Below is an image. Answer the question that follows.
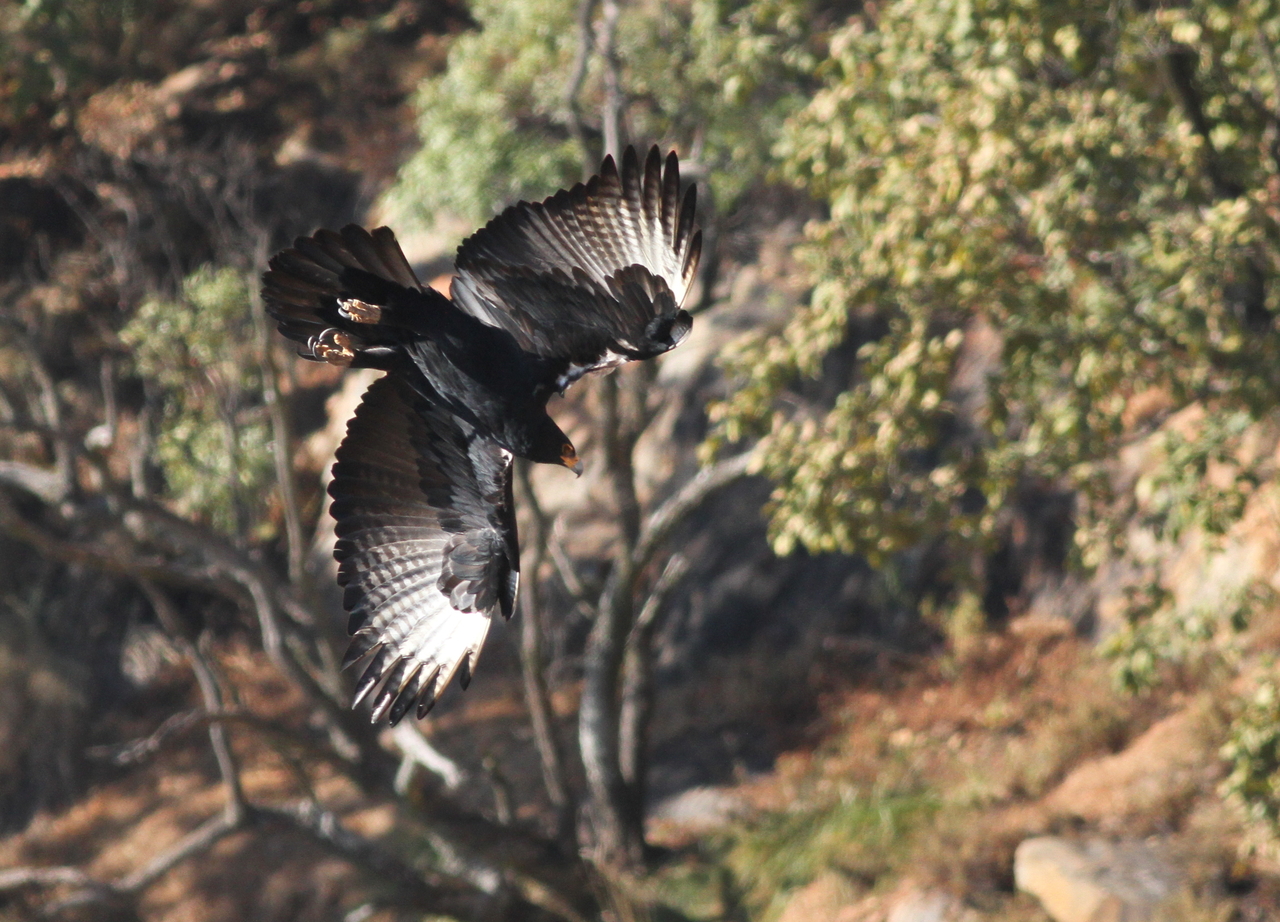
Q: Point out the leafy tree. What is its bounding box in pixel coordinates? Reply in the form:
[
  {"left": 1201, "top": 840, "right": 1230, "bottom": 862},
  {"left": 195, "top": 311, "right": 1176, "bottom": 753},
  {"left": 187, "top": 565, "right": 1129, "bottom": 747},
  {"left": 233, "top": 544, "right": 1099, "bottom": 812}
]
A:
[
  {"left": 1223, "top": 675, "right": 1280, "bottom": 830},
  {"left": 121, "top": 266, "right": 274, "bottom": 540},
  {"left": 711, "top": 0, "right": 1280, "bottom": 608},
  {"left": 383, "top": 0, "right": 821, "bottom": 229}
]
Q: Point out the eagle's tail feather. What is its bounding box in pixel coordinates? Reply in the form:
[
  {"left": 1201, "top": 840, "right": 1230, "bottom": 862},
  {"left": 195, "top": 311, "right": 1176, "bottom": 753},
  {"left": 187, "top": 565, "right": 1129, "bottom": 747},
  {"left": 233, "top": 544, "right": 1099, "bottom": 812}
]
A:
[{"left": 262, "top": 225, "right": 434, "bottom": 367}]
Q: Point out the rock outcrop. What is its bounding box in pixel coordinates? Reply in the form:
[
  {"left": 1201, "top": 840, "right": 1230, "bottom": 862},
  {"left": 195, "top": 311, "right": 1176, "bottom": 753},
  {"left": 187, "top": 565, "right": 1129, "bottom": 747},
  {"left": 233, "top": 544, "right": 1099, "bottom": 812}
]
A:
[{"left": 1014, "top": 836, "right": 1181, "bottom": 922}]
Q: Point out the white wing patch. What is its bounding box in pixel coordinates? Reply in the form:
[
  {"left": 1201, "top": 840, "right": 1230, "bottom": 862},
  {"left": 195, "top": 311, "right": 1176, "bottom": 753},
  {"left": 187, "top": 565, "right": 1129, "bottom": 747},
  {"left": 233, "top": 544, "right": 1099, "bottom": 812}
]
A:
[{"left": 330, "top": 376, "right": 517, "bottom": 725}]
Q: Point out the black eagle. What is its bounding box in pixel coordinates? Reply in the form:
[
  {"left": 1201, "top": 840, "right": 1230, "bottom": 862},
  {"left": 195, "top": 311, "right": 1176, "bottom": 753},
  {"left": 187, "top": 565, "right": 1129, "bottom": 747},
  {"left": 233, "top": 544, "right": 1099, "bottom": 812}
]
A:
[{"left": 262, "top": 146, "right": 701, "bottom": 725}]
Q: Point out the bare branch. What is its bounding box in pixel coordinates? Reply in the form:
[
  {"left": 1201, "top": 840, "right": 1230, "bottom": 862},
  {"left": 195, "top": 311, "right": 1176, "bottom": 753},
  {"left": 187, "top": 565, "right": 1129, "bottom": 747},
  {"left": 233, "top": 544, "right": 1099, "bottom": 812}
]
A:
[
  {"left": 390, "top": 722, "right": 467, "bottom": 792},
  {"left": 619, "top": 554, "right": 689, "bottom": 798},
  {"left": 251, "top": 264, "right": 308, "bottom": 587},
  {"left": 14, "top": 331, "right": 77, "bottom": 499},
  {"left": 8, "top": 794, "right": 578, "bottom": 922},
  {"left": 0, "top": 482, "right": 601, "bottom": 912},
  {"left": 23, "top": 798, "right": 536, "bottom": 922},
  {"left": 515, "top": 461, "right": 574, "bottom": 839},
  {"left": 628, "top": 553, "right": 690, "bottom": 651},
  {"left": 263, "top": 793, "right": 581, "bottom": 916},
  {"left": 629, "top": 452, "right": 754, "bottom": 584},
  {"left": 0, "top": 460, "right": 68, "bottom": 504},
  {"left": 0, "top": 867, "right": 97, "bottom": 893},
  {"left": 41, "top": 811, "right": 243, "bottom": 915},
  {"left": 580, "top": 451, "right": 753, "bottom": 866},
  {"left": 86, "top": 708, "right": 347, "bottom": 770},
  {"left": 480, "top": 755, "right": 514, "bottom": 825},
  {"left": 578, "top": 367, "right": 651, "bottom": 866},
  {"left": 0, "top": 490, "right": 233, "bottom": 598},
  {"left": 405, "top": 788, "right": 598, "bottom": 919},
  {"left": 549, "top": 517, "right": 590, "bottom": 601},
  {"left": 113, "top": 812, "right": 242, "bottom": 895},
  {"left": 0, "top": 482, "right": 369, "bottom": 769},
  {"left": 601, "top": 374, "right": 643, "bottom": 551},
  {"left": 86, "top": 708, "right": 204, "bottom": 765},
  {"left": 258, "top": 800, "right": 456, "bottom": 900},
  {"left": 596, "top": 0, "right": 623, "bottom": 160},
  {"left": 116, "top": 490, "right": 318, "bottom": 628},
  {"left": 139, "top": 581, "right": 246, "bottom": 821},
  {"left": 592, "top": 451, "right": 754, "bottom": 669},
  {"left": 564, "top": 0, "right": 601, "bottom": 174}
]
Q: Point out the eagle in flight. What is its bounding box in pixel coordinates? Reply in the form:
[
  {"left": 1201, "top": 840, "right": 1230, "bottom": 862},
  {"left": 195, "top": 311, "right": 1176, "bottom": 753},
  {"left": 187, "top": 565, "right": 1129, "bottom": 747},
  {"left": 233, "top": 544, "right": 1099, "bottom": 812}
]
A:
[{"left": 262, "top": 146, "right": 701, "bottom": 725}]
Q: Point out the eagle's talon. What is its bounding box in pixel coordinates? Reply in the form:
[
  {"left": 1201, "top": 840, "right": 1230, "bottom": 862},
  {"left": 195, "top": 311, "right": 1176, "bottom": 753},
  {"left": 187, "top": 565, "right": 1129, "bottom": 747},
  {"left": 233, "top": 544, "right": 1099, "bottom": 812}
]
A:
[
  {"left": 311, "top": 329, "right": 356, "bottom": 366},
  {"left": 340, "top": 298, "right": 383, "bottom": 324}
]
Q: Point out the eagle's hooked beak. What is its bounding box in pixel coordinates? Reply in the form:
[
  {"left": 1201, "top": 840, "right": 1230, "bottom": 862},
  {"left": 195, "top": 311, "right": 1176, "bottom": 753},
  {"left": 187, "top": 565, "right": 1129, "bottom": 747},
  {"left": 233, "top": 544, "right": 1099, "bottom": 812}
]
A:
[{"left": 561, "top": 443, "right": 583, "bottom": 477}]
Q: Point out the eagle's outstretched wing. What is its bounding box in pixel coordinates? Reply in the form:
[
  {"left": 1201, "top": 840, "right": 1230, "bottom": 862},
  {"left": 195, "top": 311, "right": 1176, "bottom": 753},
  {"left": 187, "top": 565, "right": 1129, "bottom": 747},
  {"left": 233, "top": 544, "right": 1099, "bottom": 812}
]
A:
[
  {"left": 329, "top": 375, "right": 519, "bottom": 725},
  {"left": 451, "top": 145, "right": 702, "bottom": 388}
]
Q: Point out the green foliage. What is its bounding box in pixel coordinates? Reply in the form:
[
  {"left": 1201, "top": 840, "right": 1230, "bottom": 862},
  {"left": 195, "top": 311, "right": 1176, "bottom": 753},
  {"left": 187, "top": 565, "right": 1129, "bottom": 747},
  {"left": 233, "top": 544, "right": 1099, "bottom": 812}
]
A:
[
  {"left": 745, "top": 324, "right": 975, "bottom": 564},
  {"left": 1100, "top": 411, "right": 1269, "bottom": 693},
  {"left": 647, "top": 785, "right": 938, "bottom": 920},
  {"left": 382, "top": 0, "right": 584, "bottom": 227},
  {"left": 711, "top": 0, "right": 1280, "bottom": 575},
  {"left": 613, "top": 0, "right": 820, "bottom": 204},
  {"left": 1137, "top": 410, "right": 1260, "bottom": 544},
  {"left": 717, "top": 788, "right": 936, "bottom": 919},
  {"left": 1222, "top": 675, "right": 1280, "bottom": 830},
  {"left": 1104, "top": 578, "right": 1261, "bottom": 693},
  {"left": 121, "top": 266, "right": 274, "bottom": 538},
  {"left": 931, "top": 588, "right": 986, "bottom": 657},
  {"left": 383, "top": 0, "right": 822, "bottom": 229}
]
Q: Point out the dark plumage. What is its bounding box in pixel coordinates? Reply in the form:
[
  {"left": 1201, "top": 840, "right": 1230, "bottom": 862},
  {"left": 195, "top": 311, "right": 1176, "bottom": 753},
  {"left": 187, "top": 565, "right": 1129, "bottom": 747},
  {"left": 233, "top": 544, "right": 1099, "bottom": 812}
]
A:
[{"left": 262, "top": 146, "right": 701, "bottom": 724}]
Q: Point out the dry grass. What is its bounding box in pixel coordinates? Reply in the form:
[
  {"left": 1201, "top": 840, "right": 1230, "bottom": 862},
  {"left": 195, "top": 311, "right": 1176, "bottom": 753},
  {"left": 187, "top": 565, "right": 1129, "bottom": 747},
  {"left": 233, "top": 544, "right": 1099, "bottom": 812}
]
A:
[{"left": 648, "top": 617, "right": 1276, "bottom": 920}]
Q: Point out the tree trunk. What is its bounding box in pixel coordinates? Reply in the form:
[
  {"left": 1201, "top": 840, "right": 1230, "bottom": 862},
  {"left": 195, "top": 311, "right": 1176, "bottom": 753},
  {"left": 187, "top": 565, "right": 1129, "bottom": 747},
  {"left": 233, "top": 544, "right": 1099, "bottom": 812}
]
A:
[
  {"left": 515, "top": 462, "right": 575, "bottom": 845},
  {"left": 578, "top": 373, "right": 646, "bottom": 868},
  {"left": 618, "top": 554, "right": 687, "bottom": 835}
]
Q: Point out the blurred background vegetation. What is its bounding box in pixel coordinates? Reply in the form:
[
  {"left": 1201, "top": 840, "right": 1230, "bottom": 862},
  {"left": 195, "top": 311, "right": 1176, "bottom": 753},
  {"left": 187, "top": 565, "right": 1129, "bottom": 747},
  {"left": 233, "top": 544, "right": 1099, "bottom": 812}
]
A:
[{"left": 3, "top": 0, "right": 1280, "bottom": 919}]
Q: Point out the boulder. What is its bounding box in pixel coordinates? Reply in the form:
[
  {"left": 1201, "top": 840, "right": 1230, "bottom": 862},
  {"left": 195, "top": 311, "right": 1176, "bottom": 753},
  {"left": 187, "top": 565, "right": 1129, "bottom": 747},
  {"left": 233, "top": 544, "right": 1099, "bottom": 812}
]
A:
[
  {"left": 647, "top": 785, "right": 747, "bottom": 831},
  {"left": 1014, "top": 837, "right": 1179, "bottom": 922},
  {"left": 886, "top": 888, "right": 966, "bottom": 922}
]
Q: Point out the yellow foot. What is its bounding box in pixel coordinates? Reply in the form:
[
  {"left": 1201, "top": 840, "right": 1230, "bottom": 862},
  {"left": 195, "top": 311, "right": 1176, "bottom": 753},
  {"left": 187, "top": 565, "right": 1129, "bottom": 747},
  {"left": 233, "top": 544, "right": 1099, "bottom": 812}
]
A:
[
  {"left": 310, "top": 328, "right": 356, "bottom": 366},
  {"left": 339, "top": 298, "right": 383, "bottom": 324}
]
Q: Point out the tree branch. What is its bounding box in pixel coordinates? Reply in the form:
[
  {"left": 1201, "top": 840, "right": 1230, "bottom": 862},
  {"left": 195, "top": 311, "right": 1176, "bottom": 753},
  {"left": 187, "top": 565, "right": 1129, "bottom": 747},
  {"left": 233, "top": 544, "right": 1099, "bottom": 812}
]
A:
[
  {"left": 596, "top": 0, "right": 623, "bottom": 160},
  {"left": 580, "top": 451, "right": 753, "bottom": 866},
  {"left": 515, "top": 461, "right": 574, "bottom": 842},
  {"left": 14, "top": 798, "right": 558, "bottom": 922},
  {"left": 619, "top": 553, "right": 688, "bottom": 802},
  {"left": 19, "top": 330, "right": 77, "bottom": 501},
  {"left": 251, "top": 252, "right": 308, "bottom": 587},
  {"left": 0, "top": 460, "right": 69, "bottom": 504},
  {"left": 0, "top": 489, "right": 234, "bottom": 599},
  {"left": 38, "top": 811, "right": 243, "bottom": 915},
  {"left": 0, "top": 867, "right": 96, "bottom": 893},
  {"left": 390, "top": 722, "right": 467, "bottom": 793},
  {"left": 86, "top": 708, "right": 347, "bottom": 770},
  {"left": 620, "top": 451, "right": 754, "bottom": 608},
  {"left": 564, "top": 0, "right": 601, "bottom": 175},
  {"left": 256, "top": 800, "right": 493, "bottom": 915},
  {"left": 139, "top": 581, "right": 247, "bottom": 822}
]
